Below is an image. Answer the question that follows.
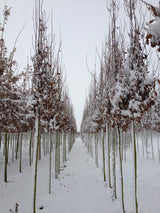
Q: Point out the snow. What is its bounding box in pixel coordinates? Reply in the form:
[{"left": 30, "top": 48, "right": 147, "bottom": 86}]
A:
[
  {"left": 147, "top": 17, "right": 160, "bottom": 43},
  {"left": 43, "top": 138, "right": 119, "bottom": 213},
  {"left": 0, "top": 136, "right": 160, "bottom": 213},
  {"left": 0, "top": 137, "right": 119, "bottom": 213}
]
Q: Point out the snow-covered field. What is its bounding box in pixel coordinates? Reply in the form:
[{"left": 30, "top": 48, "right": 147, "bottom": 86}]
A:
[{"left": 0, "top": 137, "right": 160, "bottom": 213}]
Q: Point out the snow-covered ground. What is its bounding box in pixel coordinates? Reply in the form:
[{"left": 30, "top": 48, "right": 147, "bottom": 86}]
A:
[{"left": 0, "top": 137, "right": 160, "bottom": 213}]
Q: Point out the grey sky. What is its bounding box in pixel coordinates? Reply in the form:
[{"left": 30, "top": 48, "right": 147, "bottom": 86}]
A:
[{"left": 1, "top": 0, "right": 157, "bottom": 131}]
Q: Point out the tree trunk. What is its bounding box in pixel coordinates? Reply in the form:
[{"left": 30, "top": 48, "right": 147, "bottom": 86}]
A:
[
  {"left": 12, "top": 135, "right": 14, "bottom": 162},
  {"left": 38, "top": 119, "right": 41, "bottom": 160},
  {"left": 90, "top": 134, "right": 93, "bottom": 157},
  {"left": 0, "top": 133, "right": 1, "bottom": 150},
  {"left": 4, "top": 132, "right": 8, "bottom": 182},
  {"left": 95, "top": 132, "right": 98, "bottom": 167},
  {"left": 55, "top": 131, "right": 59, "bottom": 179},
  {"left": 58, "top": 132, "right": 61, "bottom": 174},
  {"left": 123, "top": 132, "right": 127, "bottom": 163},
  {"left": 68, "top": 132, "right": 71, "bottom": 153},
  {"left": 63, "top": 131, "right": 67, "bottom": 162},
  {"left": 49, "top": 131, "right": 52, "bottom": 194},
  {"left": 107, "top": 123, "right": 111, "bottom": 188},
  {"left": 112, "top": 128, "right": 117, "bottom": 199},
  {"left": 7, "top": 133, "right": 10, "bottom": 164},
  {"left": 87, "top": 133, "right": 90, "bottom": 153},
  {"left": 142, "top": 131, "right": 145, "bottom": 158},
  {"left": 15, "top": 133, "right": 19, "bottom": 160},
  {"left": 145, "top": 130, "right": 149, "bottom": 159},
  {"left": 33, "top": 112, "right": 40, "bottom": 213},
  {"left": 136, "top": 133, "right": 139, "bottom": 156},
  {"left": 132, "top": 119, "right": 138, "bottom": 213},
  {"left": 151, "top": 129, "right": 154, "bottom": 160},
  {"left": 157, "top": 133, "right": 160, "bottom": 162},
  {"left": 102, "top": 129, "right": 106, "bottom": 182},
  {"left": 19, "top": 133, "right": 23, "bottom": 173},
  {"left": 29, "top": 130, "right": 33, "bottom": 166},
  {"left": 118, "top": 126, "right": 125, "bottom": 213}
]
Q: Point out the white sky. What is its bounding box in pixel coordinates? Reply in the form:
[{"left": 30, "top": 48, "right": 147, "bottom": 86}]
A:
[{"left": 0, "top": 0, "right": 158, "bottom": 131}]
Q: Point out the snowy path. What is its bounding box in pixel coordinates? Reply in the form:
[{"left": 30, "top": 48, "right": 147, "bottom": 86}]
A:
[
  {"left": 43, "top": 137, "right": 119, "bottom": 213},
  {"left": 0, "top": 137, "right": 120, "bottom": 213},
  {"left": 1, "top": 137, "right": 160, "bottom": 212}
]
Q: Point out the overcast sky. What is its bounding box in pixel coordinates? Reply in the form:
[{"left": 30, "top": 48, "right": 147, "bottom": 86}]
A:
[{"left": 1, "top": 0, "right": 157, "bottom": 131}]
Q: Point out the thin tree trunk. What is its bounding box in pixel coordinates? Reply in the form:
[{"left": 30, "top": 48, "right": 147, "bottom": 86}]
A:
[
  {"left": 42, "top": 134, "right": 45, "bottom": 156},
  {"left": 29, "top": 130, "right": 33, "bottom": 166},
  {"left": 157, "top": 133, "right": 160, "bottom": 162},
  {"left": 58, "top": 132, "right": 61, "bottom": 174},
  {"left": 90, "top": 134, "right": 93, "bottom": 157},
  {"left": 3, "top": 135, "right": 5, "bottom": 156},
  {"left": 68, "top": 132, "right": 71, "bottom": 153},
  {"left": 136, "top": 133, "right": 139, "bottom": 156},
  {"left": 95, "top": 132, "right": 98, "bottom": 167},
  {"left": 151, "top": 129, "right": 154, "bottom": 160},
  {"left": 46, "top": 134, "right": 49, "bottom": 155},
  {"left": 145, "top": 130, "right": 149, "bottom": 159},
  {"left": 12, "top": 135, "right": 14, "bottom": 162},
  {"left": 63, "top": 131, "right": 67, "bottom": 162},
  {"left": 87, "top": 133, "right": 90, "bottom": 153},
  {"left": 33, "top": 112, "right": 40, "bottom": 213},
  {"left": 132, "top": 119, "right": 138, "bottom": 213},
  {"left": 0, "top": 133, "right": 1, "bottom": 150},
  {"left": 19, "top": 133, "right": 23, "bottom": 173},
  {"left": 123, "top": 132, "right": 127, "bottom": 163},
  {"left": 88, "top": 133, "right": 91, "bottom": 155},
  {"left": 118, "top": 126, "right": 125, "bottom": 213},
  {"left": 107, "top": 123, "right": 111, "bottom": 188},
  {"left": 102, "top": 129, "right": 106, "bottom": 182},
  {"left": 142, "top": 131, "right": 145, "bottom": 158},
  {"left": 112, "top": 128, "right": 117, "bottom": 199},
  {"left": 7, "top": 133, "right": 10, "bottom": 164},
  {"left": 38, "top": 119, "right": 41, "bottom": 160},
  {"left": 32, "top": 132, "right": 34, "bottom": 164},
  {"left": 49, "top": 131, "right": 52, "bottom": 194},
  {"left": 4, "top": 132, "right": 8, "bottom": 182},
  {"left": 55, "top": 131, "right": 59, "bottom": 179},
  {"left": 15, "top": 133, "right": 19, "bottom": 160}
]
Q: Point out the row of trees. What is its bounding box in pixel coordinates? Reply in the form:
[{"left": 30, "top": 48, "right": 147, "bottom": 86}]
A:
[
  {"left": 0, "top": 2, "right": 77, "bottom": 135},
  {"left": 81, "top": 1, "right": 160, "bottom": 213},
  {"left": 0, "top": 1, "right": 77, "bottom": 212}
]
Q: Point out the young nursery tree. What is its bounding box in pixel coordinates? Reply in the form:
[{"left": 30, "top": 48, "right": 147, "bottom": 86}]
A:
[{"left": 31, "top": 0, "right": 55, "bottom": 211}]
